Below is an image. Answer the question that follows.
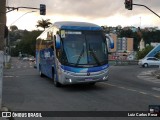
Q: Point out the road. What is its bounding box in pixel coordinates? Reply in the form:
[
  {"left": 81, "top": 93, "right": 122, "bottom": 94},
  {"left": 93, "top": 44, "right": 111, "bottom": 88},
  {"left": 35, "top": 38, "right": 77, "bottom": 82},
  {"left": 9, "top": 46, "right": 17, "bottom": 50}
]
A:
[{"left": 2, "top": 57, "right": 160, "bottom": 120}]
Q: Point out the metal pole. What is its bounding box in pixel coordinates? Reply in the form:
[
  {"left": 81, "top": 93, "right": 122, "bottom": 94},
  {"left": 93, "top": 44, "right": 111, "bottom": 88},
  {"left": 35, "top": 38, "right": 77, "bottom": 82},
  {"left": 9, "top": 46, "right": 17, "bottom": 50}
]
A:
[
  {"left": 133, "top": 4, "right": 160, "bottom": 18},
  {"left": 0, "top": 0, "right": 6, "bottom": 109},
  {"left": 10, "top": 11, "right": 36, "bottom": 26},
  {"left": 6, "top": 6, "right": 39, "bottom": 13}
]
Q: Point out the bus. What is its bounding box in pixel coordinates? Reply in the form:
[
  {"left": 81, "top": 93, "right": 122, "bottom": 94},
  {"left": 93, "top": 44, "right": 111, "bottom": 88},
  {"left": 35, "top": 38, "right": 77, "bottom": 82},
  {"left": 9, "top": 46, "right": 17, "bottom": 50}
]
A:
[{"left": 36, "top": 21, "right": 114, "bottom": 87}]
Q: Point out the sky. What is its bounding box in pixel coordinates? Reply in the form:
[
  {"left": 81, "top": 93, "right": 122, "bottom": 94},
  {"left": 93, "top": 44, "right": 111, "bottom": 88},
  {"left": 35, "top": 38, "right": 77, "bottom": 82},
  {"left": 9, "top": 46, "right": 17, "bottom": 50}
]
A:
[{"left": 6, "top": 0, "right": 160, "bottom": 31}]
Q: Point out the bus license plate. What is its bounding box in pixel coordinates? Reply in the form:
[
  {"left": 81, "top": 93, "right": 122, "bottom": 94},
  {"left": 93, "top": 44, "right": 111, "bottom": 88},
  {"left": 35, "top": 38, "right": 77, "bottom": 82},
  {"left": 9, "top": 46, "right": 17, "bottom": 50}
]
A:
[{"left": 85, "top": 78, "right": 93, "bottom": 81}]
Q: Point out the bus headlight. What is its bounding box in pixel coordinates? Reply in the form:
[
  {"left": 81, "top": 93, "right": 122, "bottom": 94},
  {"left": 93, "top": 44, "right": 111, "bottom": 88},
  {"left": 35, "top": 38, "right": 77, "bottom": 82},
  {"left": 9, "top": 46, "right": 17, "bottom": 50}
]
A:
[
  {"left": 103, "top": 76, "right": 108, "bottom": 80},
  {"left": 66, "top": 77, "right": 72, "bottom": 83},
  {"left": 69, "top": 79, "right": 72, "bottom": 83}
]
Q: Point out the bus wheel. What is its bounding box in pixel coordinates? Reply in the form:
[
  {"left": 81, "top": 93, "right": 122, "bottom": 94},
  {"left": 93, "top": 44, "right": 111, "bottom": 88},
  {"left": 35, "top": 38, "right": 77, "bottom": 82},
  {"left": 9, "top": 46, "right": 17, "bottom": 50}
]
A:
[
  {"left": 89, "top": 82, "right": 96, "bottom": 85},
  {"left": 53, "top": 74, "right": 61, "bottom": 87}
]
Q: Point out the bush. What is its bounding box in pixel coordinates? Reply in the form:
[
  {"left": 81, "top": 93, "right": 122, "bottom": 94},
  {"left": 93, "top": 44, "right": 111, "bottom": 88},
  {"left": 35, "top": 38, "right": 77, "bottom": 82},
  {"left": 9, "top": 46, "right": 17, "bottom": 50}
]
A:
[{"left": 136, "top": 45, "right": 154, "bottom": 59}]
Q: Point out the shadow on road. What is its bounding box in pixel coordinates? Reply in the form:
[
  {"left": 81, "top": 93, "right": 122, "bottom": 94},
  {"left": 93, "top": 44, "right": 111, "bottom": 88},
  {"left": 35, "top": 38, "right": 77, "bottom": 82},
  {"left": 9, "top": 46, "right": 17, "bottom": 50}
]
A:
[{"left": 61, "top": 83, "right": 108, "bottom": 92}]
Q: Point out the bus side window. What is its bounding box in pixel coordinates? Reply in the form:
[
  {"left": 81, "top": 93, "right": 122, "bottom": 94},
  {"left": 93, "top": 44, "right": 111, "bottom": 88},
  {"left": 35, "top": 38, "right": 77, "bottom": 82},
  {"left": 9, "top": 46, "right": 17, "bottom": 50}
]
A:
[{"left": 56, "top": 49, "right": 61, "bottom": 60}]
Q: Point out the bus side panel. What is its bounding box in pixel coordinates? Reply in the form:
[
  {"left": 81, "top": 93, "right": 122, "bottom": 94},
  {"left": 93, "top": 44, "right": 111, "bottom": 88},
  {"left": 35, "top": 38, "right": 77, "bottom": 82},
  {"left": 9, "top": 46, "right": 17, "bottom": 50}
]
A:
[
  {"left": 36, "top": 50, "right": 40, "bottom": 71},
  {"left": 39, "top": 48, "right": 54, "bottom": 78}
]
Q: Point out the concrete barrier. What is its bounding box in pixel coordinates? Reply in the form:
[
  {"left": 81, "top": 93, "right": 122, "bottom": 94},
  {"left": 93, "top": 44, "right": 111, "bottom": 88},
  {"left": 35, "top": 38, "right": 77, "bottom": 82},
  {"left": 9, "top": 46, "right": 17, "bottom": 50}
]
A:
[{"left": 109, "top": 60, "right": 138, "bottom": 66}]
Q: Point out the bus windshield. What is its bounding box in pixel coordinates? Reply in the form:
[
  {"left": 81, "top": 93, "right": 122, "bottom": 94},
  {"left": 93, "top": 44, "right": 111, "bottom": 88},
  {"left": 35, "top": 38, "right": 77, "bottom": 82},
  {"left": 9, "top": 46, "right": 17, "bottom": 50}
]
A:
[{"left": 61, "top": 31, "right": 108, "bottom": 67}]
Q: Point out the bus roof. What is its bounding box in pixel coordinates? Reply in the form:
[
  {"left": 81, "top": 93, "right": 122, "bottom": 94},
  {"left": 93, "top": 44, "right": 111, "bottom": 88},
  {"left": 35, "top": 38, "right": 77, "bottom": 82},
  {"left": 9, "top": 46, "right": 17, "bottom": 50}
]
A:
[{"left": 53, "top": 21, "right": 102, "bottom": 31}]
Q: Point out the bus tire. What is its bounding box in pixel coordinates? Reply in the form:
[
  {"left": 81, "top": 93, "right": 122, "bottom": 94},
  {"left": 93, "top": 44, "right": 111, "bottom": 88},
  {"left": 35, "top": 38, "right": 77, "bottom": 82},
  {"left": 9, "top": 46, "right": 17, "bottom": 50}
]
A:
[
  {"left": 89, "top": 82, "right": 96, "bottom": 85},
  {"left": 39, "top": 65, "right": 44, "bottom": 77}
]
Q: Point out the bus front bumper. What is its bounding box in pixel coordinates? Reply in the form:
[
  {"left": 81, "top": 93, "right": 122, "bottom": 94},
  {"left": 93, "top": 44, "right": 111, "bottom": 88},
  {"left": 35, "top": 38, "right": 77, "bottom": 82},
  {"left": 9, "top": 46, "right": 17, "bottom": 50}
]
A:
[{"left": 59, "top": 69, "right": 109, "bottom": 85}]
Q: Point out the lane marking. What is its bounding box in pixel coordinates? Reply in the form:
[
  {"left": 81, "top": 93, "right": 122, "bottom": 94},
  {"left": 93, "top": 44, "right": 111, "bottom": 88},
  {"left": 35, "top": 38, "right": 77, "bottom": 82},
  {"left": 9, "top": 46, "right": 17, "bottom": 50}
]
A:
[
  {"left": 102, "top": 82, "right": 160, "bottom": 99},
  {"left": 125, "top": 88, "right": 137, "bottom": 92},
  {"left": 137, "top": 75, "right": 160, "bottom": 84},
  {"left": 118, "top": 86, "right": 125, "bottom": 89},
  {"left": 153, "top": 95, "right": 160, "bottom": 99},
  {"left": 4, "top": 76, "right": 14, "bottom": 78},
  {"left": 4, "top": 75, "right": 19, "bottom": 78},
  {"left": 152, "top": 87, "right": 160, "bottom": 92},
  {"left": 106, "top": 83, "right": 116, "bottom": 87},
  {"left": 139, "top": 91, "right": 147, "bottom": 95},
  {"left": 153, "top": 81, "right": 160, "bottom": 84}
]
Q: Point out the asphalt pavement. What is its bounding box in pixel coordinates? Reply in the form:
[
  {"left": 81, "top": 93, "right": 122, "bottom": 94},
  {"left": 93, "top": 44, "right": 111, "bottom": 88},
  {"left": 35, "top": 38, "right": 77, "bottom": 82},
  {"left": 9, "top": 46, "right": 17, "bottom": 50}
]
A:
[
  {"left": 152, "top": 69, "right": 160, "bottom": 79},
  {"left": 1, "top": 57, "right": 160, "bottom": 120}
]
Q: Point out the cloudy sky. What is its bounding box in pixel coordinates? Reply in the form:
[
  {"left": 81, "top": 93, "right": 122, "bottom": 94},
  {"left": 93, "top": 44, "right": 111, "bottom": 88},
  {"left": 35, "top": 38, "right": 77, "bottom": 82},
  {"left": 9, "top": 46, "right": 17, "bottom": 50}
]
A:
[{"left": 6, "top": 0, "right": 160, "bottom": 30}]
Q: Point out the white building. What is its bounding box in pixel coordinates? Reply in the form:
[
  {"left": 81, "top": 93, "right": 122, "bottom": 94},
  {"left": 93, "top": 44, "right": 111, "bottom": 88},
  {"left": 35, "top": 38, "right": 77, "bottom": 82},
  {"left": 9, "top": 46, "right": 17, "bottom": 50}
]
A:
[
  {"left": 139, "top": 38, "right": 145, "bottom": 50},
  {"left": 151, "top": 42, "right": 160, "bottom": 47}
]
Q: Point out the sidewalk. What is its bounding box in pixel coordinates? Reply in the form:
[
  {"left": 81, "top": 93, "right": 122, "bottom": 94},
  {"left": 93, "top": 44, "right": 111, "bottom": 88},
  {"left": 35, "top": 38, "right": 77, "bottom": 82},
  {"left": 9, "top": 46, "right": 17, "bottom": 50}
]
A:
[{"left": 1, "top": 56, "right": 12, "bottom": 120}]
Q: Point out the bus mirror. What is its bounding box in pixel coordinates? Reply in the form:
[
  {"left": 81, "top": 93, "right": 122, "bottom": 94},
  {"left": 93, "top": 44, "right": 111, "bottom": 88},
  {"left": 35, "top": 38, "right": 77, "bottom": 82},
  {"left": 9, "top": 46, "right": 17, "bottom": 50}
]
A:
[
  {"left": 105, "top": 34, "right": 114, "bottom": 49},
  {"left": 55, "top": 34, "right": 61, "bottom": 49}
]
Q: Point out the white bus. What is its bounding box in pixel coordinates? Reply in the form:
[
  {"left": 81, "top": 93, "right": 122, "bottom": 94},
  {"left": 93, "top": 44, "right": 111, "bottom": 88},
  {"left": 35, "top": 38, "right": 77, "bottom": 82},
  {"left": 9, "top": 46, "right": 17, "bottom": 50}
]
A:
[{"left": 36, "top": 21, "right": 114, "bottom": 87}]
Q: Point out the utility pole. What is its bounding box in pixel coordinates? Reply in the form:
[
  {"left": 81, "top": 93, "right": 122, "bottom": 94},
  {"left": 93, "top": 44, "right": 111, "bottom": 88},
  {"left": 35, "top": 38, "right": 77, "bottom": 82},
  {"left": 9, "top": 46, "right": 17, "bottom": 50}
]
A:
[{"left": 0, "top": 0, "right": 6, "bottom": 109}]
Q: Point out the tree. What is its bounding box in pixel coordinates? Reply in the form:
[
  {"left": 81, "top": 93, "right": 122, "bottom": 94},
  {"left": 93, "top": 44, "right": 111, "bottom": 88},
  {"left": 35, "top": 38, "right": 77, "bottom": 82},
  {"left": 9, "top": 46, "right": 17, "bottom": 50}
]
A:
[
  {"left": 11, "top": 30, "right": 42, "bottom": 56},
  {"left": 10, "top": 25, "right": 18, "bottom": 32},
  {"left": 36, "top": 19, "right": 52, "bottom": 30}
]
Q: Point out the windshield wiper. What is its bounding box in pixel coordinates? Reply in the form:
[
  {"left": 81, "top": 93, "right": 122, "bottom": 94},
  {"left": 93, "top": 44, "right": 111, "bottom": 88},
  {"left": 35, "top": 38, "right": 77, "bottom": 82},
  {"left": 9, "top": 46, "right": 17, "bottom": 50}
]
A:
[
  {"left": 89, "top": 48, "right": 101, "bottom": 66},
  {"left": 75, "top": 46, "right": 84, "bottom": 66}
]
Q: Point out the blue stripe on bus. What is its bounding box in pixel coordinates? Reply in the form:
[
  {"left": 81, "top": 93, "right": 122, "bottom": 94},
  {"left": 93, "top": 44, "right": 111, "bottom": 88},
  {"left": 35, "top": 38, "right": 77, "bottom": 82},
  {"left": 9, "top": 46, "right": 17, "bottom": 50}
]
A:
[
  {"left": 61, "top": 26, "right": 102, "bottom": 31},
  {"left": 61, "top": 64, "right": 109, "bottom": 73}
]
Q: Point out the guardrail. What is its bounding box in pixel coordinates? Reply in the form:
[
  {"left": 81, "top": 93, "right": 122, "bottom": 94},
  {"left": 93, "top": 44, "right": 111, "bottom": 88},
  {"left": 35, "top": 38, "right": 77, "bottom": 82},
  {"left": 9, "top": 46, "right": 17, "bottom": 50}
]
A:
[{"left": 109, "top": 60, "right": 138, "bottom": 66}]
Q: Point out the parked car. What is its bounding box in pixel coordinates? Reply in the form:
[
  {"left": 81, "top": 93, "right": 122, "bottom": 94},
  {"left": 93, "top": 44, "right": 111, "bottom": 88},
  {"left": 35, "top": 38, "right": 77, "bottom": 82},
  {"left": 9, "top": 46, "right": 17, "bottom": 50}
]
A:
[
  {"left": 22, "top": 57, "right": 29, "bottom": 61},
  {"left": 138, "top": 57, "right": 160, "bottom": 67},
  {"left": 29, "top": 57, "right": 35, "bottom": 62}
]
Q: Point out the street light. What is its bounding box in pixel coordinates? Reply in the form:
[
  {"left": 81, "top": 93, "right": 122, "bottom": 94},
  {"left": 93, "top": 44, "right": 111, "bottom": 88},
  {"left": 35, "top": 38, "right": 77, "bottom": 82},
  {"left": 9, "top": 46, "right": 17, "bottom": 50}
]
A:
[
  {"left": 7, "top": 11, "right": 36, "bottom": 58},
  {"left": 10, "top": 11, "right": 36, "bottom": 26}
]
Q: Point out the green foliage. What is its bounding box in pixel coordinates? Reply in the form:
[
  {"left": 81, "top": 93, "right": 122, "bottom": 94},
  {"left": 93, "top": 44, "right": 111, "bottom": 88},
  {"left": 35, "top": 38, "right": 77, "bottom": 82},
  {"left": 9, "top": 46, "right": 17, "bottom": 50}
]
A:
[
  {"left": 136, "top": 45, "right": 154, "bottom": 59},
  {"left": 142, "top": 30, "right": 160, "bottom": 44},
  {"left": 9, "top": 31, "right": 22, "bottom": 43},
  {"left": 10, "top": 25, "right": 18, "bottom": 32},
  {"left": 11, "top": 30, "right": 42, "bottom": 56},
  {"left": 36, "top": 19, "right": 52, "bottom": 30},
  {"left": 118, "top": 29, "right": 160, "bottom": 52}
]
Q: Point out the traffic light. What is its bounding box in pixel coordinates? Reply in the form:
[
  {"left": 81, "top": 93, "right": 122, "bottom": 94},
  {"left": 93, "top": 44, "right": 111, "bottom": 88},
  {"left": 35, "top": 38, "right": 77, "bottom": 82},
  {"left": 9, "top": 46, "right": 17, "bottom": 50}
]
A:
[
  {"left": 125, "top": 0, "right": 132, "bottom": 10},
  {"left": 40, "top": 4, "right": 46, "bottom": 15}
]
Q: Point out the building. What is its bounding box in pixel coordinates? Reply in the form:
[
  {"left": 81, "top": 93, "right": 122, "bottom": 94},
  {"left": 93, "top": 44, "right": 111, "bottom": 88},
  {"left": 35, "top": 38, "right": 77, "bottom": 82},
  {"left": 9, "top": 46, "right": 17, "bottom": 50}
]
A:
[
  {"left": 139, "top": 38, "right": 145, "bottom": 50},
  {"left": 151, "top": 42, "right": 160, "bottom": 47},
  {"left": 109, "top": 33, "right": 134, "bottom": 53},
  {"left": 127, "top": 38, "right": 134, "bottom": 52},
  {"left": 109, "top": 33, "right": 134, "bottom": 60}
]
